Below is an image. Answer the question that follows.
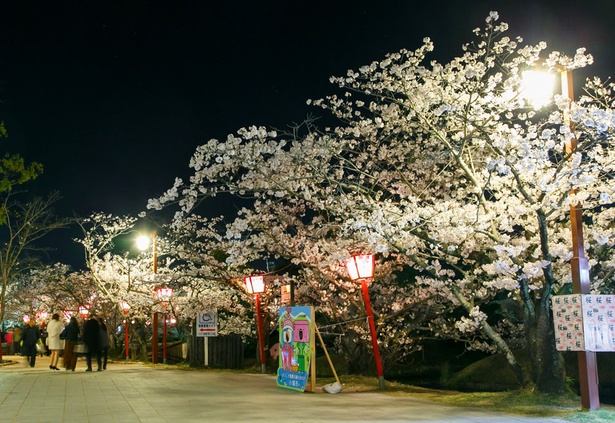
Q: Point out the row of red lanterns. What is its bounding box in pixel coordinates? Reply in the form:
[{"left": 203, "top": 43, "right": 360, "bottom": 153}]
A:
[{"left": 242, "top": 254, "right": 384, "bottom": 389}]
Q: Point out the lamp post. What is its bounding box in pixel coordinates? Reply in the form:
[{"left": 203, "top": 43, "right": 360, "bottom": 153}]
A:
[
  {"left": 244, "top": 275, "right": 267, "bottom": 374},
  {"left": 560, "top": 68, "right": 600, "bottom": 410},
  {"left": 522, "top": 66, "right": 600, "bottom": 409},
  {"left": 345, "top": 254, "right": 385, "bottom": 390},
  {"left": 120, "top": 301, "right": 131, "bottom": 360},
  {"left": 138, "top": 231, "right": 160, "bottom": 364},
  {"left": 156, "top": 286, "right": 173, "bottom": 364},
  {"left": 137, "top": 231, "right": 158, "bottom": 274}
]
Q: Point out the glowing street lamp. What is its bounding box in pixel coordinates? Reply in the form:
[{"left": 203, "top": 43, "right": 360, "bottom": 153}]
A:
[
  {"left": 244, "top": 275, "right": 267, "bottom": 374},
  {"left": 120, "top": 301, "right": 131, "bottom": 360},
  {"left": 345, "top": 254, "right": 385, "bottom": 390},
  {"left": 521, "top": 66, "right": 600, "bottom": 410},
  {"left": 156, "top": 286, "right": 173, "bottom": 364},
  {"left": 137, "top": 231, "right": 158, "bottom": 274},
  {"left": 520, "top": 69, "right": 556, "bottom": 109}
]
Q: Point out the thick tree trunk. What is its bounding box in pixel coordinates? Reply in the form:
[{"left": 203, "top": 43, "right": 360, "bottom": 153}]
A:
[
  {"left": 449, "top": 284, "right": 529, "bottom": 386},
  {"left": 342, "top": 331, "right": 372, "bottom": 375},
  {"left": 532, "top": 295, "right": 566, "bottom": 393}
]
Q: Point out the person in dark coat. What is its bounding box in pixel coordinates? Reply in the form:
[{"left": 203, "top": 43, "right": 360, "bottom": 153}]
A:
[
  {"left": 62, "top": 316, "right": 80, "bottom": 371},
  {"left": 98, "top": 318, "right": 111, "bottom": 370},
  {"left": 83, "top": 315, "right": 101, "bottom": 371},
  {"left": 21, "top": 319, "right": 41, "bottom": 367}
]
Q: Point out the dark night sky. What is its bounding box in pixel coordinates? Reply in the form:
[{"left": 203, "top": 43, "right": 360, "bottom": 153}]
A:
[{"left": 0, "top": 0, "right": 614, "bottom": 266}]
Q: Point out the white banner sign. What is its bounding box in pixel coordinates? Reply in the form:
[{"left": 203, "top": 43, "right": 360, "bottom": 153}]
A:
[
  {"left": 196, "top": 310, "right": 218, "bottom": 337},
  {"left": 552, "top": 294, "right": 615, "bottom": 352}
]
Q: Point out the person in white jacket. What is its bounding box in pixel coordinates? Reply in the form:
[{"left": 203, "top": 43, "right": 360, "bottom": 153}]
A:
[{"left": 46, "top": 313, "right": 64, "bottom": 370}]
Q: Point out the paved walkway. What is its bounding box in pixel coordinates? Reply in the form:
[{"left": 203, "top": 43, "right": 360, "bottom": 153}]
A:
[{"left": 0, "top": 354, "right": 570, "bottom": 423}]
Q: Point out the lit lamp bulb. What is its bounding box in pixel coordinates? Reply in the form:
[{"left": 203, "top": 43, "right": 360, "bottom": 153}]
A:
[{"left": 521, "top": 70, "right": 556, "bottom": 110}]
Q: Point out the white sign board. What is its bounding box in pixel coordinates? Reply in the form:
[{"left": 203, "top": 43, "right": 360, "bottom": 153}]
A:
[
  {"left": 552, "top": 294, "right": 615, "bottom": 352},
  {"left": 196, "top": 310, "right": 218, "bottom": 337}
]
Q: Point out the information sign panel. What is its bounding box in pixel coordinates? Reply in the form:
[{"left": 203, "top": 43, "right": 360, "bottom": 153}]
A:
[{"left": 196, "top": 310, "right": 218, "bottom": 337}]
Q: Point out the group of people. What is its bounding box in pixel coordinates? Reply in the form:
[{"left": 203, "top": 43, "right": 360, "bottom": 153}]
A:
[{"left": 8, "top": 313, "right": 111, "bottom": 371}]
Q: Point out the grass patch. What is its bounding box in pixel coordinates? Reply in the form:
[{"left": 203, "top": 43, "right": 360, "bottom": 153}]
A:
[{"left": 311, "top": 374, "right": 615, "bottom": 423}]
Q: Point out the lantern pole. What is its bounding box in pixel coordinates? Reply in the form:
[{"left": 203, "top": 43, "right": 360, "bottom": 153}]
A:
[
  {"left": 120, "top": 302, "right": 130, "bottom": 360},
  {"left": 361, "top": 279, "right": 385, "bottom": 390},
  {"left": 155, "top": 286, "right": 173, "bottom": 365},
  {"left": 255, "top": 292, "right": 266, "bottom": 373},
  {"left": 125, "top": 317, "right": 130, "bottom": 360},
  {"left": 244, "top": 275, "right": 267, "bottom": 374},
  {"left": 346, "top": 254, "right": 385, "bottom": 390},
  {"left": 163, "top": 312, "right": 168, "bottom": 364}
]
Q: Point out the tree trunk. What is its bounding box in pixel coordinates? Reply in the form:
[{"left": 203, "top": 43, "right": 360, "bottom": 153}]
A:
[
  {"left": 342, "top": 331, "right": 372, "bottom": 375},
  {"left": 533, "top": 295, "right": 566, "bottom": 393},
  {"left": 449, "top": 284, "right": 529, "bottom": 386}
]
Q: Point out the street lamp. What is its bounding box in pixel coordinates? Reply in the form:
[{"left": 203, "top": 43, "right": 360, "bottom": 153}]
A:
[
  {"left": 120, "top": 301, "right": 131, "bottom": 360},
  {"left": 156, "top": 286, "right": 173, "bottom": 364},
  {"left": 522, "top": 66, "right": 600, "bottom": 410},
  {"left": 345, "top": 253, "right": 385, "bottom": 390},
  {"left": 137, "top": 231, "right": 158, "bottom": 274},
  {"left": 244, "top": 275, "right": 267, "bottom": 374},
  {"left": 137, "top": 231, "right": 161, "bottom": 364}
]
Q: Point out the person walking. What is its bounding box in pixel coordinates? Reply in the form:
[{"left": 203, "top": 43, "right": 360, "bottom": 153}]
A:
[
  {"left": 20, "top": 319, "right": 41, "bottom": 367},
  {"left": 12, "top": 326, "right": 21, "bottom": 356},
  {"left": 98, "top": 318, "right": 110, "bottom": 370},
  {"left": 62, "top": 316, "right": 80, "bottom": 371},
  {"left": 46, "top": 313, "right": 64, "bottom": 370},
  {"left": 83, "top": 315, "right": 100, "bottom": 371}
]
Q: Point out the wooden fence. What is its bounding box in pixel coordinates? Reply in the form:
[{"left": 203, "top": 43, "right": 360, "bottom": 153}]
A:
[{"left": 188, "top": 327, "right": 243, "bottom": 369}]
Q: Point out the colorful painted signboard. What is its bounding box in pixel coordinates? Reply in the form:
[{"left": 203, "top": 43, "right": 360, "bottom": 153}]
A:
[
  {"left": 551, "top": 294, "right": 615, "bottom": 352},
  {"left": 276, "top": 306, "right": 314, "bottom": 392}
]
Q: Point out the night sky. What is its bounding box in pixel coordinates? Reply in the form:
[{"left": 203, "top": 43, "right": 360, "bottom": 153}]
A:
[{"left": 0, "top": 0, "right": 614, "bottom": 266}]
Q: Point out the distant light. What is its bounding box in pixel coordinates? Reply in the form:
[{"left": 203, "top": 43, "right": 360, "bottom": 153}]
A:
[
  {"left": 156, "top": 286, "right": 173, "bottom": 300},
  {"left": 79, "top": 306, "right": 89, "bottom": 318}
]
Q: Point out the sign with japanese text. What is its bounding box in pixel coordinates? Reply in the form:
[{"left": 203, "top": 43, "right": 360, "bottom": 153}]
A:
[
  {"left": 276, "top": 306, "right": 314, "bottom": 392},
  {"left": 196, "top": 310, "right": 218, "bottom": 337},
  {"left": 552, "top": 294, "right": 615, "bottom": 352}
]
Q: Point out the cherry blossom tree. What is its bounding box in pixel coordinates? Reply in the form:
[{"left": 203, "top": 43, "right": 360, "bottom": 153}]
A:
[
  {"left": 0, "top": 192, "right": 68, "bottom": 327},
  {"left": 74, "top": 212, "right": 255, "bottom": 359},
  {"left": 148, "top": 12, "right": 615, "bottom": 392}
]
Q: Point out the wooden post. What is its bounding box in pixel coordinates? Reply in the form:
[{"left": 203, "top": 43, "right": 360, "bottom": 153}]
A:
[
  {"left": 152, "top": 312, "right": 158, "bottom": 364},
  {"left": 562, "top": 69, "right": 600, "bottom": 410}
]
